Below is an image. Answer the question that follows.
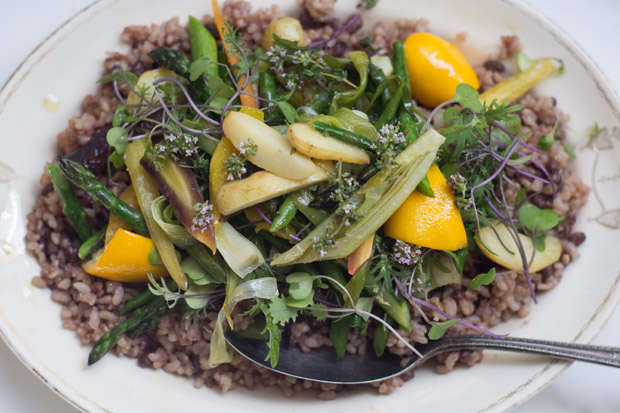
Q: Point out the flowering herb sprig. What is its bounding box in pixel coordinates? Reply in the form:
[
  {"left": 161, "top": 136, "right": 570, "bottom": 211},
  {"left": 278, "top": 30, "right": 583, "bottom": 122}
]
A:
[
  {"left": 191, "top": 201, "right": 214, "bottom": 233},
  {"left": 448, "top": 173, "right": 473, "bottom": 210},
  {"left": 266, "top": 37, "right": 354, "bottom": 91},
  {"left": 330, "top": 161, "right": 360, "bottom": 225},
  {"left": 312, "top": 234, "right": 336, "bottom": 259},
  {"left": 371, "top": 123, "right": 407, "bottom": 172},
  {"left": 225, "top": 139, "right": 258, "bottom": 180},
  {"left": 391, "top": 240, "right": 422, "bottom": 266}
]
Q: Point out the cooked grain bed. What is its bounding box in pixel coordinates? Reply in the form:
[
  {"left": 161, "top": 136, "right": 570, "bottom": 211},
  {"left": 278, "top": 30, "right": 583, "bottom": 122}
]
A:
[{"left": 26, "top": 0, "right": 588, "bottom": 398}]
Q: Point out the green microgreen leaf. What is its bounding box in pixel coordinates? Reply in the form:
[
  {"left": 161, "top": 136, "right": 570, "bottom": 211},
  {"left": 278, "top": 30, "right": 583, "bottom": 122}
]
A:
[
  {"left": 285, "top": 290, "right": 315, "bottom": 308},
  {"left": 471, "top": 267, "right": 496, "bottom": 290},
  {"left": 109, "top": 151, "right": 125, "bottom": 169},
  {"left": 428, "top": 318, "right": 461, "bottom": 340},
  {"left": 106, "top": 127, "right": 128, "bottom": 154},
  {"left": 276, "top": 101, "right": 300, "bottom": 124},
  {"left": 453, "top": 83, "right": 482, "bottom": 112},
  {"left": 516, "top": 51, "right": 535, "bottom": 72},
  {"left": 286, "top": 272, "right": 313, "bottom": 300},
  {"left": 112, "top": 105, "right": 128, "bottom": 128},
  {"left": 519, "top": 203, "right": 561, "bottom": 232}
]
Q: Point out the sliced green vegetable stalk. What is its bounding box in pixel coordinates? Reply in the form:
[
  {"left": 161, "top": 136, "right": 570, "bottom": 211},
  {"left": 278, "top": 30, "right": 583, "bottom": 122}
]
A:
[
  {"left": 209, "top": 270, "right": 278, "bottom": 367},
  {"left": 47, "top": 163, "right": 91, "bottom": 242},
  {"left": 125, "top": 139, "right": 187, "bottom": 289},
  {"left": 330, "top": 51, "right": 369, "bottom": 113},
  {"left": 343, "top": 261, "right": 370, "bottom": 307},
  {"left": 215, "top": 221, "right": 265, "bottom": 279},
  {"left": 141, "top": 154, "right": 216, "bottom": 253},
  {"left": 374, "top": 289, "right": 412, "bottom": 332},
  {"left": 151, "top": 196, "right": 226, "bottom": 284},
  {"left": 271, "top": 128, "right": 445, "bottom": 265},
  {"left": 188, "top": 16, "right": 218, "bottom": 78},
  {"left": 57, "top": 157, "right": 148, "bottom": 237}
]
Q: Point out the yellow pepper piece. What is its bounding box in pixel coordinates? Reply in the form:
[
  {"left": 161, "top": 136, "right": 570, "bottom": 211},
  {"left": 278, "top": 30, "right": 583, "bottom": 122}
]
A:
[
  {"left": 209, "top": 137, "right": 238, "bottom": 225},
  {"left": 104, "top": 185, "right": 140, "bottom": 246},
  {"left": 479, "top": 58, "right": 559, "bottom": 106},
  {"left": 82, "top": 228, "right": 167, "bottom": 282},
  {"left": 404, "top": 32, "right": 480, "bottom": 108},
  {"left": 240, "top": 106, "right": 265, "bottom": 122},
  {"left": 126, "top": 139, "right": 188, "bottom": 289},
  {"left": 384, "top": 164, "right": 467, "bottom": 251}
]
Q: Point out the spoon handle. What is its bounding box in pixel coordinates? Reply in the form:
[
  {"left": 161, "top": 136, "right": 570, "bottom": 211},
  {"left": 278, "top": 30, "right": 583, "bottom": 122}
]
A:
[{"left": 434, "top": 335, "right": 620, "bottom": 367}]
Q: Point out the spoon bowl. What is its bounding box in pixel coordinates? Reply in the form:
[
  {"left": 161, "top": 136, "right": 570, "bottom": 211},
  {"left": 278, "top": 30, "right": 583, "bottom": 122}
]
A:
[{"left": 225, "top": 332, "right": 620, "bottom": 384}]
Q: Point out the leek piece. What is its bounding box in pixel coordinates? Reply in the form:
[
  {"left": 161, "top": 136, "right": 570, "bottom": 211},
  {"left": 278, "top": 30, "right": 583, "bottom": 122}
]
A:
[
  {"left": 215, "top": 221, "right": 265, "bottom": 278},
  {"left": 209, "top": 271, "right": 278, "bottom": 367},
  {"left": 271, "top": 128, "right": 445, "bottom": 266}
]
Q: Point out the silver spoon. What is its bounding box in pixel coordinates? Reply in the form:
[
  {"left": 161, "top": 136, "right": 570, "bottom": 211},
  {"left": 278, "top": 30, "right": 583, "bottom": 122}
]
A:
[{"left": 225, "top": 332, "right": 620, "bottom": 384}]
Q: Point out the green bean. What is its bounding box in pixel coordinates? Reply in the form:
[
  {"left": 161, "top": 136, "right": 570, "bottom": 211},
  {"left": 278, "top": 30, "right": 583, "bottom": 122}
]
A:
[
  {"left": 47, "top": 164, "right": 91, "bottom": 242},
  {"left": 399, "top": 110, "right": 420, "bottom": 144},
  {"left": 186, "top": 243, "right": 227, "bottom": 284},
  {"left": 312, "top": 121, "right": 374, "bottom": 151},
  {"left": 57, "top": 157, "right": 149, "bottom": 237},
  {"left": 392, "top": 41, "right": 412, "bottom": 109},
  {"left": 188, "top": 16, "right": 218, "bottom": 78},
  {"left": 270, "top": 196, "right": 297, "bottom": 233},
  {"left": 369, "top": 63, "right": 390, "bottom": 107},
  {"left": 289, "top": 190, "right": 330, "bottom": 226},
  {"left": 88, "top": 297, "right": 169, "bottom": 365},
  {"left": 375, "top": 80, "right": 404, "bottom": 130},
  {"left": 77, "top": 228, "right": 105, "bottom": 260},
  {"left": 259, "top": 71, "right": 277, "bottom": 110}
]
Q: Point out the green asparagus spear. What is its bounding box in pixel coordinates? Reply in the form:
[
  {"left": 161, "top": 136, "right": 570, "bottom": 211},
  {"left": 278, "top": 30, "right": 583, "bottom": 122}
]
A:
[
  {"left": 57, "top": 157, "right": 149, "bottom": 237},
  {"left": 88, "top": 297, "right": 169, "bottom": 365},
  {"left": 77, "top": 228, "right": 105, "bottom": 260},
  {"left": 47, "top": 164, "right": 91, "bottom": 242}
]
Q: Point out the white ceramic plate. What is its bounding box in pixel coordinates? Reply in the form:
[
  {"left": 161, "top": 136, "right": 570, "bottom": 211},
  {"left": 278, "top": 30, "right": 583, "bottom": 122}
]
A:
[{"left": 1, "top": 0, "right": 620, "bottom": 411}]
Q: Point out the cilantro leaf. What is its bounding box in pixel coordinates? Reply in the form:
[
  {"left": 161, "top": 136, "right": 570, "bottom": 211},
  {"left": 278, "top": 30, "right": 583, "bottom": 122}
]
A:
[
  {"left": 260, "top": 301, "right": 283, "bottom": 367},
  {"left": 471, "top": 267, "right": 496, "bottom": 290},
  {"left": 428, "top": 318, "right": 460, "bottom": 340},
  {"left": 519, "top": 203, "right": 561, "bottom": 232},
  {"left": 267, "top": 296, "right": 299, "bottom": 326}
]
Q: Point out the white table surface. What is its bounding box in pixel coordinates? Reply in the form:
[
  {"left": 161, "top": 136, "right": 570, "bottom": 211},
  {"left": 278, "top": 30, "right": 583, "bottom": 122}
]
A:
[{"left": 1, "top": 0, "right": 619, "bottom": 412}]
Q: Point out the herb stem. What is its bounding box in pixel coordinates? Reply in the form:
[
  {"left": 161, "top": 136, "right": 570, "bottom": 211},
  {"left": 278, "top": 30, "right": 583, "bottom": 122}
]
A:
[{"left": 153, "top": 77, "right": 219, "bottom": 126}]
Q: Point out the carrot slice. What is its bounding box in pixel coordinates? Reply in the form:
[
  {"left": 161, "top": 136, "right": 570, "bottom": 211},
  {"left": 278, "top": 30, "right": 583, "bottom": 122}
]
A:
[{"left": 211, "top": 0, "right": 259, "bottom": 108}]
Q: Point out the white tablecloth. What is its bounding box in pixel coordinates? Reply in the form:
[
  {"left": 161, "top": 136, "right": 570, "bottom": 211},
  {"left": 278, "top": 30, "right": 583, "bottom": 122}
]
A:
[{"left": 1, "top": 0, "right": 619, "bottom": 411}]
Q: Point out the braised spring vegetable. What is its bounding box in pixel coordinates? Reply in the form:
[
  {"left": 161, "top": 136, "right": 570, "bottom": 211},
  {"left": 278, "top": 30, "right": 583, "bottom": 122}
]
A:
[{"left": 49, "top": 0, "right": 573, "bottom": 369}]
